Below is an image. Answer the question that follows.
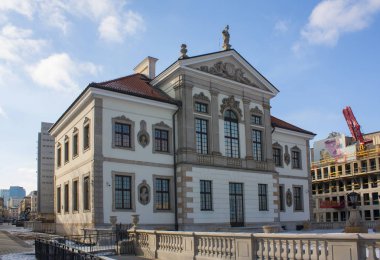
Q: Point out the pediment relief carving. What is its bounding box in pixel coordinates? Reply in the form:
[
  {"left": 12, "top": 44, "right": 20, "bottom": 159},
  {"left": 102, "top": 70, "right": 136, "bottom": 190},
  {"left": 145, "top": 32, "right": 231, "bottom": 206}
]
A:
[
  {"left": 193, "top": 92, "right": 210, "bottom": 102},
  {"left": 197, "top": 61, "right": 258, "bottom": 87},
  {"left": 272, "top": 142, "right": 282, "bottom": 149},
  {"left": 154, "top": 121, "right": 170, "bottom": 129},
  {"left": 250, "top": 106, "right": 263, "bottom": 115},
  {"left": 220, "top": 96, "right": 242, "bottom": 117},
  {"left": 113, "top": 115, "right": 132, "bottom": 123}
]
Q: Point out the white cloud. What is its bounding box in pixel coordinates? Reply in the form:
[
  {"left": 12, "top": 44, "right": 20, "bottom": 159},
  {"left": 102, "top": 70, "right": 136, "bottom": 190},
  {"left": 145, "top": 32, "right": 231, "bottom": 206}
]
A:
[
  {"left": 99, "top": 15, "right": 122, "bottom": 42},
  {"left": 0, "top": 105, "right": 7, "bottom": 118},
  {"left": 300, "top": 0, "right": 380, "bottom": 46},
  {"left": 27, "top": 53, "right": 101, "bottom": 92},
  {"left": 274, "top": 20, "right": 289, "bottom": 34},
  {"left": 0, "top": 0, "right": 35, "bottom": 19},
  {"left": 124, "top": 10, "right": 145, "bottom": 35},
  {"left": 0, "top": 24, "right": 46, "bottom": 63}
]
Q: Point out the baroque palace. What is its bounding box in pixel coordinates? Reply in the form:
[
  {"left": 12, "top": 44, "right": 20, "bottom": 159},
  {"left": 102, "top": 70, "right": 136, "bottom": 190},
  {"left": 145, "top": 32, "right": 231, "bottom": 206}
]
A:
[{"left": 50, "top": 28, "right": 315, "bottom": 235}]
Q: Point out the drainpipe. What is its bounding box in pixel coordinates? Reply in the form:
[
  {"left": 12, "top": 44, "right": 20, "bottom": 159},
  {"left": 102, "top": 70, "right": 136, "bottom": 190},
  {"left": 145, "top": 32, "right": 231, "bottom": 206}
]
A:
[{"left": 172, "top": 104, "right": 181, "bottom": 231}]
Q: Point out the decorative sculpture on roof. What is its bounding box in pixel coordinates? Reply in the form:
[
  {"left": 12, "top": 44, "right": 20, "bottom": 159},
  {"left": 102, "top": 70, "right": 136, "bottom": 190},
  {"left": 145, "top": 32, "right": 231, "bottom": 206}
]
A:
[
  {"left": 222, "top": 25, "right": 231, "bottom": 50},
  {"left": 197, "top": 61, "right": 257, "bottom": 87},
  {"left": 180, "top": 44, "right": 188, "bottom": 59}
]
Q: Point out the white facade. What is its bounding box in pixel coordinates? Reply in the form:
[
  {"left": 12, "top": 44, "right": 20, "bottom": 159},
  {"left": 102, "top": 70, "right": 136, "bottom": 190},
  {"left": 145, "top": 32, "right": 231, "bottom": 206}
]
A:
[{"left": 50, "top": 49, "right": 315, "bottom": 235}]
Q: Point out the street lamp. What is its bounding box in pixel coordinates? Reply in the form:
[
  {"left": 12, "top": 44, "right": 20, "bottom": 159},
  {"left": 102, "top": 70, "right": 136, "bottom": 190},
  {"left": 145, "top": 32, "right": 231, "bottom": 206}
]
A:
[{"left": 345, "top": 191, "right": 367, "bottom": 233}]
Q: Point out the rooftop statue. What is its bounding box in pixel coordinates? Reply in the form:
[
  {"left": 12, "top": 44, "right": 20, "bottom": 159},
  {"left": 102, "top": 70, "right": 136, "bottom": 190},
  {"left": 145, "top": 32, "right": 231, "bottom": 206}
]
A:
[{"left": 222, "top": 25, "right": 231, "bottom": 50}]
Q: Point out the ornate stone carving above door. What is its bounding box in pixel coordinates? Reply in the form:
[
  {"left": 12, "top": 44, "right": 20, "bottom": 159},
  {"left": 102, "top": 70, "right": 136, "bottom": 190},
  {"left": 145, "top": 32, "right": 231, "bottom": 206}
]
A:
[{"left": 197, "top": 61, "right": 257, "bottom": 87}]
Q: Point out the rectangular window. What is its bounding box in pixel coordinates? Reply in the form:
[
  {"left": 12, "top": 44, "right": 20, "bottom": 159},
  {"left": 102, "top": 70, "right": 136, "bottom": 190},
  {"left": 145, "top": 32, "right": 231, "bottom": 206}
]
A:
[
  {"left": 273, "top": 148, "right": 282, "bottom": 167},
  {"left": 326, "top": 212, "right": 331, "bottom": 222},
  {"left": 73, "top": 133, "right": 78, "bottom": 157},
  {"left": 373, "top": 192, "right": 379, "bottom": 205},
  {"left": 195, "top": 102, "right": 208, "bottom": 113},
  {"left": 57, "top": 146, "right": 62, "bottom": 167},
  {"left": 114, "top": 175, "right": 132, "bottom": 209},
  {"left": 57, "top": 187, "right": 61, "bottom": 213},
  {"left": 365, "top": 210, "right": 371, "bottom": 221},
  {"left": 364, "top": 193, "right": 370, "bottom": 205},
  {"left": 292, "top": 151, "right": 301, "bottom": 169},
  {"left": 361, "top": 160, "right": 367, "bottom": 172},
  {"left": 372, "top": 176, "right": 378, "bottom": 188},
  {"left": 73, "top": 180, "right": 78, "bottom": 211},
  {"left": 155, "top": 129, "right": 169, "bottom": 152},
  {"left": 333, "top": 212, "right": 338, "bottom": 221},
  {"left": 293, "top": 186, "right": 303, "bottom": 211},
  {"left": 252, "top": 129, "right": 262, "bottom": 161},
  {"left": 115, "top": 122, "right": 131, "bottom": 148},
  {"left": 340, "top": 211, "right": 346, "bottom": 221},
  {"left": 251, "top": 115, "right": 262, "bottom": 125},
  {"left": 279, "top": 185, "right": 285, "bottom": 211},
  {"left": 195, "top": 119, "right": 208, "bottom": 154},
  {"left": 317, "top": 169, "right": 322, "bottom": 179},
  {"left": 155, "top": 178, "right": 170, "bottom": 210},
  {"left": 258, "top": 184, "right": 268, "bottom": 211},
  {"left": 64, "top": 184, "right": 69, "bottom": 213},
  {"left": 64, "top": 140, "right": 69, "bottom": 163},
  {"left": 374, "top": 210, "right": 380, "bottom": 220},
  {"left": 370, "top": 159, "right": 376, "bottom": 171},
  {"left": 83, "top": 176, "right": 90, "bottom": 211},
  {"left": 345, "top": 164, "right": 351, "bottom": 174},
  {"left": 84, "top": 124, "right": 90, "bottom": 150},
  {"left": 200, "top": 180, "right": 212, "bottom": 211}
]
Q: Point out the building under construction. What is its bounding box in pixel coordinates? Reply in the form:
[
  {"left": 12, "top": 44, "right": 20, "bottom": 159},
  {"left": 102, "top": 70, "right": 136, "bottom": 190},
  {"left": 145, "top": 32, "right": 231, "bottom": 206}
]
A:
[{"left": 311, "top": 107, "right": 380, "bottom": 225}]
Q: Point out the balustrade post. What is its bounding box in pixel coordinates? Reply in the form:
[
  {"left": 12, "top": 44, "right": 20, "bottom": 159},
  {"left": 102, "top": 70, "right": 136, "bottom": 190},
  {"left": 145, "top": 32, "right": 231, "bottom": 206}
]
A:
[
  {"left": 181, "top": 232, "right": 196, "bottom": 259},
  {"left": 148, "top": 231, "right": 158, "bottom": 258}
]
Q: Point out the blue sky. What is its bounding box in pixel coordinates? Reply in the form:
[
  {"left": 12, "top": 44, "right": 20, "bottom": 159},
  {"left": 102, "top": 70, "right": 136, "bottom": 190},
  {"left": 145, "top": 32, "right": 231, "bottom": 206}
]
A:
[{"left": 0, "top": 0, "right": 379, "bottom": 193}]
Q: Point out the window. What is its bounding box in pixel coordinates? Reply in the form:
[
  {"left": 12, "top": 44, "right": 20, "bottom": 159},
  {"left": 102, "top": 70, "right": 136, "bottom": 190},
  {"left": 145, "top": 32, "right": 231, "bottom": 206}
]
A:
[
  {"left": 374, "top": 210, "right": 380, "bottom": 220},
  {"left": 361, "top": 160, "right": 367, "bottom": 172},
  {"left": 326, "top": 212, "right": 331, "bottom": 222},
  {"left": 373, "top": 192, "right": 379, "bottom": 205},
  {"left": 114, "top": 175, "right": 132, "bottom": 209},
  {"left": 224, "top": 110, "right": 239, "bottom": 158},
  {"left": 64, "top": 138, "right": 69, "bottom": 163},
  {"left": 345, "top": 164, "right": 351, "bottom": 174},
  {"left": 73, "top": 180, "right": 78, "bottom": 211},
  {"left": 340, "top": 211, "right": 346, "bottom": 221},
  {"left": 83, "top": 176, "right": 90, "bottom": 211},
  {"left": 372, "top": 176, "right": 378, "bottom": 188},
  {"left": 365, "top": 210, "right": 371, "bottom": 221},
  {"left": 57, "top": 145, "right": 62, "bottom": 167},
  {"left": 370, "top": 159, "right": 376, "bottom": 171},
  {"left": 155, "top": 129, "right": 169, "bottom": 152},
  {"left": 155, "top": 178, "right": 170, "bottom": 210},
  {"left": 252, "top": 129, "right": 262, "bottom": 161},
  {"left": 200, "top": 180, "right": 212, "bottom": 211},
  {"left": 83, "top": 123, "right": 90, "bottom": 150},
  {"left": 333, "top": 212, "right": 338, "bottom": 221},
  {"left": 195, "top": 119, "right": 208, "bottom": 154},
  {"left": 293, "top": 186, "right": 303, "bottom": 211},
  {"left": 57, "top": 187, "right": 61, "bottom": 213},
  {"left": 251, "top": 115, "right": 262, "bottom": 125},
  {"left": 73, "top": 133, "right": 78, "bottom": 157},
  {"left": 195, "top": 102, "right": 208, "bottom": 113},
  {"left": 363, "top": 177, "right": 369, "bottom": 189},
  {"left": 115, "top": 122, "right": 131, "bottom": 148},
  {"left": 273, "top": 148, "right": 282, "bottom": 167},
  {"left": 279, "top": 185, "right": 285, "bottom": 211},
  {"left": 64, "top": 183, "right": 69, "bottom": 213},
  {"left": 317, "top": 169, "right": 322, "bottom": 179},
  {"left": 364, "top": 193, "right": 370, "bottom": 205},
  {"left": 258, "top": 184, "right": 268, "bottom": 211},
  {"left": 291, "top": 148, "right": 301, "bottom": 169}
]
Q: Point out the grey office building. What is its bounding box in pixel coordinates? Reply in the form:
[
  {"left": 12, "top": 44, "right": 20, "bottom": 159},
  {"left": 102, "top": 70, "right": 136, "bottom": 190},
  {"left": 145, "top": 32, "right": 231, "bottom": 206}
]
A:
[{"left": 37, "top": 122, "right": 55, "bottom": 218}]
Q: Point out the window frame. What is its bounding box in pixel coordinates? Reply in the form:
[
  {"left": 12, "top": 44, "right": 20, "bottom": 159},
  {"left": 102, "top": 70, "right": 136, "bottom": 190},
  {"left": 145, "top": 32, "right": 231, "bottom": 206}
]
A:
[
  {"left": 72, "top": 128, "right": 79, "bottom": 159},
  {"left": 200, "top": 180, "right": 213, "bottom": 211},
  {"left": 293, "top": 185, "right": 304, "bottom": 211},
  {"left": 64, "top": 136, "right": 69, "bottom": 163},
  {"left": 56, "top": 186, "right": 61, "bottom": 214},
  {"left": 153, "top": 175, "right": 174, "bottom": 212},
  {"left": 64, "top": 182, "right": 69, "bottom": 213},
  {"left": 72, "top": 179, "right": 79, "bottom": 212},
  {"left": 258, "top": 183, "right": 268, "bottom": 211},
  {"left": 83, "top": 175, "right": 90, "bottom": 212},
  {"left": 83, "top": 118, "right": 90, "bottom": 152},
  {"left": 291, "top": 146, "right": 302, "bottom": 169},
  {"left": 152, "top": 122, "right": 172, "bottom": 155},
  {"left": 195, "top": 118, "right": 209, "bottom": 155},
  {"left": 193, "top": 92, "right": 211, "bottom": 115},
  {"left": 112, "top": 116, "right": 135, "bottom": 151},
  {"left": 279, "top": 184, "right": 285, "bottom": 211},
  {"left": 56, "top": 143, "right": 62, "bottom": 168},
  {"left": 112, "top": 172, "right": 135, "bottom": 211},
  {"left": 273, "top": 142, "right": 283, "bottom": 167},
  {"left": 251, "top": 129, "right": 263, "bottom": 161},
  {"left": 224, "top": 109, "right": 240, "bottom": 158},
  {"left": 154, "top": 129, "right": 169, "bottom": 153}
]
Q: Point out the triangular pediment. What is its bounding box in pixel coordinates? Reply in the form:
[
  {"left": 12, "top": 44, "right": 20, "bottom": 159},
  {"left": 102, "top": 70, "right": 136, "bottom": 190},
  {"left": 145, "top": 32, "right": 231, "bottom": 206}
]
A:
[{"left": 181, "top": 50, "right": 279, "bottom": 95}]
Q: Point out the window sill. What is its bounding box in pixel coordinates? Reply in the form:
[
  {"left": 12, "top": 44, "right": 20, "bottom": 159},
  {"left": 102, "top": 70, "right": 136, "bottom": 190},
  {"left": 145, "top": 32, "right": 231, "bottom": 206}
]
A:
[
  {"left": 112, "top": 208, "right": 136, "bottom": 212},
  {"left": 72, "top": 154, "right": 79, "bottom": 160},
  {"left": 112, "top": 145, "right": 135, "bottom": 151}
]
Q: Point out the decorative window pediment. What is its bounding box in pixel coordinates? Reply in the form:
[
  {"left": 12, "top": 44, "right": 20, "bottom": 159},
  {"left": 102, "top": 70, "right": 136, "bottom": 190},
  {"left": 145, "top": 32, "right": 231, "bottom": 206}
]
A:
[
  {"left": 64, "top": 135, "right": 69, "bottom": 141},
  {"left": 220, "top": 96, "right": 242, "bottom": 118},
  {"left": 250, "top": 106, "right": 263, "bottom": 115},
  {"left": 193, "top": 92, "right": 210, "bottom": 102},
  {"left": 73, "top": 127, "right": 78, "bottom": 133},
  {"left": 83, "top": 117, "right": 90, "bottom": 125}
]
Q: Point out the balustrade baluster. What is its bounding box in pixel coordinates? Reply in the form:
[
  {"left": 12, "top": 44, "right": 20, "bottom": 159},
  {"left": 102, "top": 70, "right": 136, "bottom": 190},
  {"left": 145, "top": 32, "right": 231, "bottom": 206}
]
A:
[
  {"left": 310, "top": 240, "right": 317, "bottom": 260},
  {"left": 281, "top": 239, "right": 288, "bottom": 259},
  {"left": 256, "top": 239, "right": 263, "bottom": 258},
  {"left": 295, "top": 239, "right": 302, "bottom": 259},
  {"left": 274, "top": 239, "right": 281, "bottom": 259},
  {"left": 319, "top": 240, "right": 327, "bottom": 259},
  {"left": 367, "top": 242, "right": 376, "bottom": 260},
  {"left": 288, "top": 240, "right": 295, "bottom": 260},
  {"left": 304, "top": 240, "right": 311, "bottom": 259}
]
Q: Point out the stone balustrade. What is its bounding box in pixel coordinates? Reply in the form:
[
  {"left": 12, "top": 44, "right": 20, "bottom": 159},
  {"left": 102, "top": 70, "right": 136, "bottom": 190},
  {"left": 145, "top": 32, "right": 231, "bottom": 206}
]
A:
[{"left": 130, "top": 229, "right": 380, "bottom": 260}]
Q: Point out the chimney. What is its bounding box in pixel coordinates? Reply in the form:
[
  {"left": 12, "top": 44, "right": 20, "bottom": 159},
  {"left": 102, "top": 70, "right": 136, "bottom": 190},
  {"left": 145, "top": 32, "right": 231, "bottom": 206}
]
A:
[{"left": 133, "top": 56, "right": 158, "bottom": 79}]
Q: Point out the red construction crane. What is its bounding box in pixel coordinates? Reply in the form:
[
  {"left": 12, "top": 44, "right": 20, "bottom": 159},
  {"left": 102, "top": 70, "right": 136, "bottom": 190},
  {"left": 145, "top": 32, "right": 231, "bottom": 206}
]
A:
[{"left": 342, "top": 106, "right": 372, "bottom": 149}]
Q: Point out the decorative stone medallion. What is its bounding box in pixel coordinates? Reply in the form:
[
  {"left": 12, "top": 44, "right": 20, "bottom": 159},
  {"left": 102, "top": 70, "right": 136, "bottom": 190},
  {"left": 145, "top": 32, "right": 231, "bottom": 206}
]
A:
[
  {"left": 137, "top": 120, "right": 150, "bottom": 148},
  {"left": 286, "top": 188, "right": 292, "bottom": 207},
  {"left": 138, "top": 180, "right": 150, "bottom": 205},
  {"left": 284, "top": 145, "right": 290, "bottom": 166}
]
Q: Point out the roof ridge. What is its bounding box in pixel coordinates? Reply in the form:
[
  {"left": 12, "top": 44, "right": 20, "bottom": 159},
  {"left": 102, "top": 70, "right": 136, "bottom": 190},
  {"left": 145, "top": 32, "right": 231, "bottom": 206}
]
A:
[
  {"left": 271, "top": 115, "right": 315, "bottom": 136},
  {"left": 95, "top": 73, "right": 143, "bottom": 85}
]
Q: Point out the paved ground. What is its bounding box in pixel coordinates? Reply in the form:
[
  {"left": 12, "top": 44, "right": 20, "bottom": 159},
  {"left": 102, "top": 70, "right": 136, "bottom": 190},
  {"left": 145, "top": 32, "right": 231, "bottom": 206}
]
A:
[{"left": 0, "top": 224, "right": 34, "bottom": 258}]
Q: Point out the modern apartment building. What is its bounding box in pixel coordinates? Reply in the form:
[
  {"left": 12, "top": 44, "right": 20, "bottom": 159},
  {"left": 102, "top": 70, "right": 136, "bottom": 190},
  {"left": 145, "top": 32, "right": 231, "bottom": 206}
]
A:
[
  {"left": 37, "top": 122, "right": 55, "bottom": 220},
  {"left": 9, "top": 186, "right": 25, "bottom": 199},
  {"left": 311, "top": 132, "right": 380, "bottom": 223}
]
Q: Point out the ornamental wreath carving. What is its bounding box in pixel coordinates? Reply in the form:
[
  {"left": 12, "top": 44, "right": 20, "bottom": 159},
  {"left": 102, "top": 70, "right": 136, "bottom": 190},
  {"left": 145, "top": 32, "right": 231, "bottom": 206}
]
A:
[
  {"left": 137, "top": 120, "right": 150, "bottom": 148},
  {"left": 284, "top": 145, "right": 290, "bottom": 166},
  {"left": 138, "top": 180, "right": 150, "bottom": 205},
  {"left": 220, "top": 95, "right": 242, "bottom": 117},
  {"left": 197, "top": 61, "right": 257, "bottom": 87},
  {"left": 286, "top": 188, "right": 292, "bottom": 207}
]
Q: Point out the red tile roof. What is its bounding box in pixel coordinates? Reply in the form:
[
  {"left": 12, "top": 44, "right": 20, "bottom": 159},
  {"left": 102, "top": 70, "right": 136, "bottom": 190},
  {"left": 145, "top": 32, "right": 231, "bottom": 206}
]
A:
[
  {"left": 271, "top": 116, "right": 315, "bottom": 136},
  {"left": 91, "top": 73, "right": 178, "bottom": 105}
]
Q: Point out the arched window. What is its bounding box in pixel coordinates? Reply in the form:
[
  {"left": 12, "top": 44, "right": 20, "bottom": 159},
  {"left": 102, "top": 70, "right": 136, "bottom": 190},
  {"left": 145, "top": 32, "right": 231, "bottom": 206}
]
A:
[{"left": 224, "top": 110, "right": 240, "bottom": 158}]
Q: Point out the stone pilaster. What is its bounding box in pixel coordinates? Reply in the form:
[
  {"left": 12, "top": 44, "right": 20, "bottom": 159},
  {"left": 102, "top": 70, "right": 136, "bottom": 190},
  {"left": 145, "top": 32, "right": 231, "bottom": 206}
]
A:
[
  {"left": 243, "top": 98, "right": 253, "bottom": 159},
  {"left": 210, "top": 89, "right": 221, "bottom": 155},
  {"left": 263, "top": 101, "right": 273, "bottom": 162}
]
